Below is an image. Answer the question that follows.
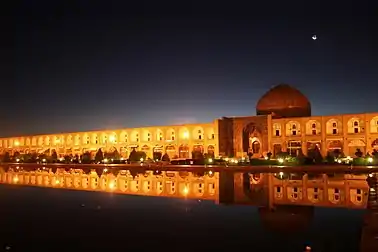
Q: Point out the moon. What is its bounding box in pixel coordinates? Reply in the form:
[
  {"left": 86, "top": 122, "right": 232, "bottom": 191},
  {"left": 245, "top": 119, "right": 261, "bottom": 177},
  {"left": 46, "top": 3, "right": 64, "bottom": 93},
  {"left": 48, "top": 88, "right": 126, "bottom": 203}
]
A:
[{"left": 312, "top": 35, "right": 317, "bottom": 40}]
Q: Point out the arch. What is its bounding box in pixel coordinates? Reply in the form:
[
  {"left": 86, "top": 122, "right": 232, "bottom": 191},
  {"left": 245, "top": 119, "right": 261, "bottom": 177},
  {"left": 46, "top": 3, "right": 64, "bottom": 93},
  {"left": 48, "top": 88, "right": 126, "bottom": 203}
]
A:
[
  {"left": 348, "top": 139, "right": 366, "bottom": 157},
  {"left": 120, "top": 131, "right": 128, "bottom": 143},
  {"left": 74, "top": 135, "right": 81, "bottom": 145},
  {"left": 326, "top": 118, "right": 342, "bottom": 135},
  {"left": 166, "top": 128, "right": 175, "bottom": 141},
  {"left": 327, "top": 140, "right": 343, "bottom": 157},
  {"left": 347, "top": 117, "right": 363, "bottom": 134},
  {"left": 179, "top": 144, "right": 190, "bottom": 158},
  {"left": 108, "top": 132, "right": 117, "bottom": 143},
  {"left": 179, "top": 127, "right": 189, "bottom": 140},
  {"left": 91, "top": 134, "right": 99, "bottom": 144},
  {"left": 152, "top": 145, "right": 163, "bottom": 160},
  {"left": 285, "top": 121, "right": 301, "bottom": 136},
  {"left": 287, "top": 140, "right": 302, "bottom": 157},
  {"left": 38, "top": 137, "right": 44, "bottom": 146},
  {"left": 243, "top": 122, "right": 262, "bottom": 153},
  {"left": 26, "top": 138, "right": 31, "bottom": 146},
  {"left": 306, "top": 120, "right": 321, "bottom": 135},
  {"left": 273, "top": 123, "right": 282, "bottom": 137},
  {"left": 370, "top": 116, "right": 378, "bottom": 133},
  {"left": 156, "top": 129, "right": 163, "bottom": 141},
  {"left": 207, "top": 145, "right": 215, "bottom": 158},
  {"left": 130, "top": 130, "right": 139, "bottom": 142},
  {"left": 143, "top": 130, "right": 151, "bottom": 142},
  {"left": 32, "top": 137, "right": 37, "bottom": 146},
  {"left": 192, "top": 144, "right": 204, "bottom": 159},
  {"left": 207, "top": 128, "right": 215, "bottom": 140},
  {"left": 252, "top": 140, "right": 261, "bottom": 154},
  {"left": 82, "top": 133, "right": 90, "bottom": 144},
  {"left": 165, "top": 145, "right": 176, "bottom": 159},
  {"left": 101, "top": 133, "right": 108, "bottom": 144},
  {"left": 45, "top": 136, "right": 50, "bottom": 146},
  {"left": 192, "top": 126, "right": 204, "bottom": 140}
]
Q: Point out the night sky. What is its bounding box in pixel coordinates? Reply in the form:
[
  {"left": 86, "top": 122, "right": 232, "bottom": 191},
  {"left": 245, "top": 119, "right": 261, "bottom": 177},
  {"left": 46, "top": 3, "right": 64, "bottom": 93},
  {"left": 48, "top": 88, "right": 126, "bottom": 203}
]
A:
[{"left": 9, "top": 1, "right": 378, "bottom": 137}]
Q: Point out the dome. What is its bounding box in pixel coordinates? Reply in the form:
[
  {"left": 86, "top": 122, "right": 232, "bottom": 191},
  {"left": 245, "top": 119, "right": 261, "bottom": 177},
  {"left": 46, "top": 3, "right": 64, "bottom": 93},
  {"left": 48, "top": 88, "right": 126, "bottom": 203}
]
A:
[{"left": 256, "top": 84, "right": 311, "bottom": 118}]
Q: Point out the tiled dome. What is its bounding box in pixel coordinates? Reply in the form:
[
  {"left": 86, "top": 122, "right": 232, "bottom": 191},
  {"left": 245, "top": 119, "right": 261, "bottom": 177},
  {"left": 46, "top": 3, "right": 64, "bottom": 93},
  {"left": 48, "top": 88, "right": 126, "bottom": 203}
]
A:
[{"left": 256, "top": 84, "right": 311, "bottom": 118}]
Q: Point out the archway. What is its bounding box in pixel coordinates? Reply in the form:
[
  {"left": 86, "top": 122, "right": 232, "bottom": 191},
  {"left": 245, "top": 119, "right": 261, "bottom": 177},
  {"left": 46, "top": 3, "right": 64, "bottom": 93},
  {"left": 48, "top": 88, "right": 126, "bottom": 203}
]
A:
[
  {"left": 252, "top": 140, "right": 260, "bottom": 154},
  {"left": 192, "top": 145, "right": 204, "bottom": 159},
  {"left": 348, "top": 139, "right": 366, "bottom": 157},
  {"left": 153, "top": 145, "right": 163, "bottom": 160},
  {"left": 179, "top": 144, "right": 189, "bottom": 158},
  {"left": 287, "top": 141, "right": 302, "bottom": 157},
  {"left": 327, "top": 140, "right": 343, "bottom": 157},
  {"left": 207, "top": 145, "right": 215, "bottom": 158},
  {"left": 307, "top": 142, "right": 322, "bottom": 160},
  {"left": 273, "top": 144, "right": 282, "bottom": 157},
  {"left": 165, "top": 145, "right": 176, "bottom": 159}
]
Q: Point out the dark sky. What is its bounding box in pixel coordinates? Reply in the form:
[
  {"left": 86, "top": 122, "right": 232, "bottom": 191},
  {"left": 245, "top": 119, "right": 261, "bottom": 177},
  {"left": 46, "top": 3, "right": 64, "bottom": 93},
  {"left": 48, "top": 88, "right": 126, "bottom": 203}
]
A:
[{"left": 8, "top": 1, "right": 378, "bottom": 137}]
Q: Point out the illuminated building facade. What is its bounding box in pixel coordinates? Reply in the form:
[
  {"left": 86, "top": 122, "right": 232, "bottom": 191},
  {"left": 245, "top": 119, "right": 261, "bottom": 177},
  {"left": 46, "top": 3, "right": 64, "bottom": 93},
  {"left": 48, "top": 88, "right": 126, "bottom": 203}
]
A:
[{"left": 1, "top": 84, "right": 378, "bottom": 159}]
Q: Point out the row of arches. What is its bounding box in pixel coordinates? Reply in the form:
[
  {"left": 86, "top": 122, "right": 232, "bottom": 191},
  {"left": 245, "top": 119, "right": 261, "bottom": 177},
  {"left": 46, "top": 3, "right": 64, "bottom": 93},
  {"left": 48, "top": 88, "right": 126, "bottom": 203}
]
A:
[
  {"left": 272, "top": 139, "right": 378, "bottom": 157},
  {"left": 4, "top": 144, "right": 216, "bottom": 160},
  {"left": 273, "top": 116, "right": 378, "bottom": 137},
  {"left": 0, "top": 126, "right": 216, "bottom": 148}
]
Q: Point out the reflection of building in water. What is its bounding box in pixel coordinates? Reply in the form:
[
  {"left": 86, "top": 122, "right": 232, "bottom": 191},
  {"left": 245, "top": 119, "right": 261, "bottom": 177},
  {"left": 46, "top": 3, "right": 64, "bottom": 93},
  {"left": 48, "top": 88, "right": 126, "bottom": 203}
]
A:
[
  {"left": 0, "top": 166, "right": 370, "bottom": 209},
  {"left": 0, "top": 167, "right": 218, "bottom": 201},
  {"left": 220, "top": 172, "right": 369, "bottom": 209}
]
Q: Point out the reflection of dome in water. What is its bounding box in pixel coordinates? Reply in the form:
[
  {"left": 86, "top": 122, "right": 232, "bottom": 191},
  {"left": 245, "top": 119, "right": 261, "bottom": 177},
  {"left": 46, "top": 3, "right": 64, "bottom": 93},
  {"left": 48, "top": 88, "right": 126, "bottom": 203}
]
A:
[
  {"left": 259, "top": 205, "right": 314, "bottom": 233},
  {"left": 256, "top": 84, "right": 311, "bottom": 118}
]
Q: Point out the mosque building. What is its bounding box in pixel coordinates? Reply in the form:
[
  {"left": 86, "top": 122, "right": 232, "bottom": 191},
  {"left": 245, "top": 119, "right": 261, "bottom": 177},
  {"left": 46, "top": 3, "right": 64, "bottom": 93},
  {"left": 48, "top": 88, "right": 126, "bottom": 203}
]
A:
[{"left": 1, "top": 84, "right": 377, "bottom": 159}]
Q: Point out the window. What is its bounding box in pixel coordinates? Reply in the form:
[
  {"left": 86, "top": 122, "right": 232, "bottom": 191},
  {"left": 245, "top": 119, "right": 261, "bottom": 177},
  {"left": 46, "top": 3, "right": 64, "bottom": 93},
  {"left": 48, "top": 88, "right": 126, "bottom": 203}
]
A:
[
  {"left": 333, "top": 122, "right": 337, "bottom": 128},
  {"left": 332, "top": 128, "right": 337, "bottom": 134},
  {"left": 314, "top": 188, "right": 318, "bottom": 193},
  {"left": 211, "top": 134, "right": 215, "bottom": 139},
  {"left": 199, "top": 135, "right": 202, "bottom": 140},
  {"left": 312, "top": 123, "right": 316, "bottom": 128},
  {"left": 275, "top": 130, "right": 280, "bottom": 136},
  {"left": 292, "top": 125, "right": 297, "bottom": 130},
  {"left": 354, "top": 128, "right": 359, "bottom": 133},
  {"left": 335, "top": 188, "right": 339, "bottom": 193},
  {"left": 353, "top": 121, "right": 359, "bottom": 127},
  {"left": 314, "top": 194, "right": 318, "bottom": 200},
  {"left": 292, "top": 130, "right": 297, "bottom": 136},
  {"left": 171, "top": 136, "right": 175, "bottom": 140},
  {"left": 357, "top": 189, "right": 361, "bottom": 194},
  {"left": 293, "top": 187, "right": 298, "bottom": 193},
  {"left": 198, "top": 130, "right": 201, "bottom": 133},
  {"left": 276, "top": 187, "right": 281, "bottom": 193},
  {"left": 312, "top": 130, "right": 317, "bottom": 135}
]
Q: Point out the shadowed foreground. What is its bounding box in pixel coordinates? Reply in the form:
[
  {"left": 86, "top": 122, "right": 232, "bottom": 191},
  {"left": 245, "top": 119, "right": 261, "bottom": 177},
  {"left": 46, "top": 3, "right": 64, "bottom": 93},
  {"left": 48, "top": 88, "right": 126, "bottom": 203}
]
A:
[{"left": 0, "top": 184, "right": 364, "bottom": 252}]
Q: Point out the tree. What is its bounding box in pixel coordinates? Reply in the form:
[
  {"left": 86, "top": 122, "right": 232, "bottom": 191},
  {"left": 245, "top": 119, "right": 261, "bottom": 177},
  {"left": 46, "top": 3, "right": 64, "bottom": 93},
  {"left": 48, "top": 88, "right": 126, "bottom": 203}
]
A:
[
  {"left": 51, "top": 150, "right": 58, "bottom": 162},
  {"left": 266, "top": 151, "right": 272, "bottom": 160},
  {"left": 81, "top": 151, "right": 91, "bottom": 164},
  {"left": 129, "top": 149, "right": 138, "bottom": 161},
  {"left": 129, "top": 150, "right": 146, "bottom": 162},
  {"left": 373, "top": 149, "right": 378, "bottom": 159},
  {"left": 355, "top": 148, "right": 363, "bottom": 158},
  {"left": 161, "top": 153, "right": 170, "bottom": 162},
  {"left": 13, "top": 151, "right": 21, "bottom": 159},
  {"left": 95, "top": 149, "right": 104, "bottom": 163},
  {"left": 2, "top": 152, "right": 11, "bottom": 162}
]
